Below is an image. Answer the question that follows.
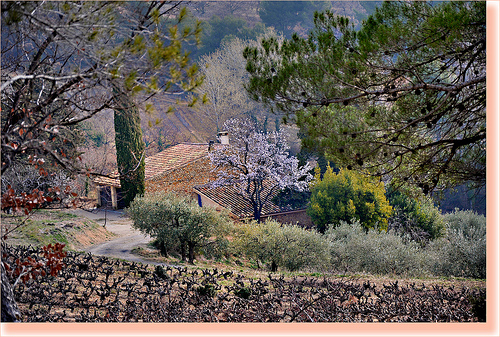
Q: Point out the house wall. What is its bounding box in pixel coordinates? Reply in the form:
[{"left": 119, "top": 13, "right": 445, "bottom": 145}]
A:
[
  {"left": 197, "top": 193, "right": 223, "bottom": 209},
  {"left": 145, "top": 157, "right": 217, "bottom": 196}
]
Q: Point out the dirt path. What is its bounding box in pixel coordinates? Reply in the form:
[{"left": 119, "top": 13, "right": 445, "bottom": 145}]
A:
[{"left": 67, "top": 209, "right": 165, "bottom": 266}]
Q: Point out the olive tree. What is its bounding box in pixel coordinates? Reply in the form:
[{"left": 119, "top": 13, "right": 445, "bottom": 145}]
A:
[
  {"left": 234, "top": 219, "right": 330, "bottom": 272},
  {"left": 127, "top": 192, "right": 231, "bottom": 264}
]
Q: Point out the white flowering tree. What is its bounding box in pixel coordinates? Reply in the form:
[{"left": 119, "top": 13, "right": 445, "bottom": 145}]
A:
[{"left": 208, "top": 118, "right": 312, "bottom": 222}]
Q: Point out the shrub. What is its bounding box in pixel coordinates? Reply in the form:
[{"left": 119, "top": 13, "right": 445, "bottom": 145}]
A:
[
  {"left": 386, "top": 187, "right": 445, "bottom": 242},
  {"left": 233, "top": 219, "right": 330, "bottom": 272},
  {"left": 308, "top": 165, "right": 393, "bottom": 232},
  {"left": 325, "top": 221, "right": 431, "bottom": 277},
  {"left": 1, "top": 163, "right": 80, "bottom": 208},
  {"left": 427, "top": 209, "right": 486, "bottom": 279},
  {"left": 127, "top": 192, "right": 231, "bottom": 264}
]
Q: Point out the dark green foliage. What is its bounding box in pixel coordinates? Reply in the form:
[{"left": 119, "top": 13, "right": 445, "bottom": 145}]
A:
[
  {"left": 272, "top": 188, "right": 310, "bottom": 212},
  {"left": 114, "top": 87, "right": 145, "bottom": 208},
  {"left": 234, "top": 286, "right": 252, "bottom": 299},
  {"left": 245, "top": 1, "right": 486, "bottom": 193},
  {"left": 154, "top": 265, "right": 169, "bottom": 280},
  {"left": 196, "top": 284, "right": 216, "bottom": 297},
  {"left": 296, "top": 126, "right": 333, "bottom": 178},
  {"left": 386, "top": 187, "right": 445, "bottom": 242}
]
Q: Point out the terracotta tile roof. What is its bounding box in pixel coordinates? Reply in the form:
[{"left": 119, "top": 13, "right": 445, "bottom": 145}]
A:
[
  {"left": 93, "top": 143, "right": 210, "bottom": 188},
  {"left": 193, "top": 182, "right": 281, "bottom": 219},
  {"left": 145, "top": 156, "right": 217, "bottom": 195},
  {"left": 145, "top": 143, "right": 209, "bottom": 180},
  {"left": 93, "top": 173, "right": 121, "bottom": 188}
]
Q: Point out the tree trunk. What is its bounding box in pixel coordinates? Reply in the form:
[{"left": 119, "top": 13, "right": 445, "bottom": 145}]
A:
[
  {"left": 113, "top": 84, "right": 146, "bottom": 208},
  {"left": 180, "top": 242, "right": 186, "bottom": 262},
  {"left": 253, "top": 203, "right": 261, "bottom": 223},
  {"left": 188, "top": 242, "right": 195, "bottom": 264},
  {"left": 1, "top": 263, "right": 21, "bottom": 322}
]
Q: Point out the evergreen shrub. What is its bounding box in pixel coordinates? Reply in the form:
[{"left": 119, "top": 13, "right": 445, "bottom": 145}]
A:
[
  {"left": 427, "top": 209, "right": 486, "bottom": 279},
  {"left": 325, "top": 221, "right": 431, "bottom": 277},
  {"left": 308, "top": 165, "right": 393, "bottom": 233},
  {"left": 233, "top": 219, "right": 330, "bottom": 272},
  {"left": 386, "top": 187, "right": 445, "bottom": 242}
]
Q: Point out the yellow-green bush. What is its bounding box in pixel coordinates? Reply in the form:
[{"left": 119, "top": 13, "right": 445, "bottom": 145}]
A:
[{"left": 307, "top": 165, "right": 393, "bottom": 232}]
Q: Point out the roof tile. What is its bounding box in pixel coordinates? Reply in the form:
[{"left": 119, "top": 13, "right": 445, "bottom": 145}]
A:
[
  {"left": 145, "top": 143, "right": 208, "bottom": 180},
  {"left": 194, "top": 182, "right": 281, "bottom": 219}
]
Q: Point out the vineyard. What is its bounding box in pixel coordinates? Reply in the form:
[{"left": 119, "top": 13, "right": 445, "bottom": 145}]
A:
[{"left": 2, "top": 244, "right": 485, "bottom": 322}]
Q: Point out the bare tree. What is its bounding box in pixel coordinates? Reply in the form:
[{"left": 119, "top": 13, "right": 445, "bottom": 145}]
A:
[
  {"left": 194, "top": 32, "right": 282, "bottom": 134},
  {"left": 1, "top": 1, "right": 202, "bottom": 177},
  {"left": 1, "top": 0, "right": 203, "bottom": 321}
]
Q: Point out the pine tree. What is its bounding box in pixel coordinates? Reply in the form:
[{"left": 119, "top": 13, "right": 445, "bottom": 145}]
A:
[{"left": 245, "top": 1, "right": 486, "bottom": 194}]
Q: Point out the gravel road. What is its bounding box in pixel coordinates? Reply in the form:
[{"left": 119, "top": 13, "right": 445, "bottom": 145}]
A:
[{"left": 67, "top": 208, "right": 165, "bottom": 265}]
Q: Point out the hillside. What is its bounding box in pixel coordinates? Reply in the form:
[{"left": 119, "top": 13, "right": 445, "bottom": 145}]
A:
[
  {"left": 81, "top": 1, "right": 382, "bottom": 160},
  {"left": 186, "top": 1, "right": 261, "bottom": 23},
  {"left": 185, "top": 1, "right": 382, "bottom": 30},
  {"left": 140, "top": 95, "right": 216, "bottom": 156}
]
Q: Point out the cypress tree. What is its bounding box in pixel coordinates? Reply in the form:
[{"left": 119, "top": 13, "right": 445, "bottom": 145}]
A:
[{"left": 113, "top": 85, "right": 145, "bottom": 207}]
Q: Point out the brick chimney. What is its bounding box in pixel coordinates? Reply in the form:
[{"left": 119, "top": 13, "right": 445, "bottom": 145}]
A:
[{"left": 218, "top": 131, "right": 229, "bottom": 145}]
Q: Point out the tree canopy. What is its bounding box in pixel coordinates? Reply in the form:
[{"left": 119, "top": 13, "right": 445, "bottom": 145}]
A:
[{"left": 244, "top": 1, "right": 486, "bottom": 195}]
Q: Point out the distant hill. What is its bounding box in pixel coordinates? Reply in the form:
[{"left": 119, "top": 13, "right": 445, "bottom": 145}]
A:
[
  {"left": 186, "top": 1, "right": 261, "bottom": 23},
  {"left": 139, "top": 95, "right": 217, "bottom": 156},
  {"left": 185, "top": 1, "right": 382, "bottom": 33},
  {"left": 139, "top": 2, "right": 384, "bottom": 155}
]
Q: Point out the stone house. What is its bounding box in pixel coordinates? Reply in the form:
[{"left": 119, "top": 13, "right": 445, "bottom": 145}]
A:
[
  {"left": 94, "top": 143, "right": 214, "bottom": 208},
  {"left": 94, "top": 139, "right": 312, "bottom": 227}
]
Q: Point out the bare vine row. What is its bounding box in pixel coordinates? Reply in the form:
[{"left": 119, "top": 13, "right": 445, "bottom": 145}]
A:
[{"left": 2, "top": 244, "right": 485, "bottom": 322}]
